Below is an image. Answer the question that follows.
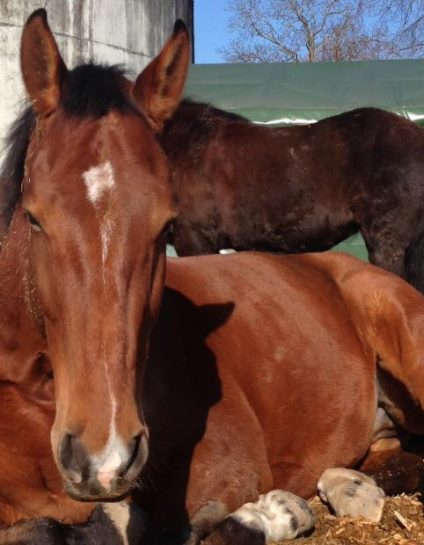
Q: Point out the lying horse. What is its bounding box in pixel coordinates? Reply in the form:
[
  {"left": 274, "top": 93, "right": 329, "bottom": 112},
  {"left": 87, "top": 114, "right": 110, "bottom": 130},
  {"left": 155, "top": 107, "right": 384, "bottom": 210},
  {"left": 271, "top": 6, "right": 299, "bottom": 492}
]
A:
[
  {"left": 2, "top": 8, "right": 424, "bottom": 545},
  {"left": 3, "top": 214, "right": 424, "bottom": 543},
  {"left": 159, "top": 98, "right": 424, "bottom": 292}
]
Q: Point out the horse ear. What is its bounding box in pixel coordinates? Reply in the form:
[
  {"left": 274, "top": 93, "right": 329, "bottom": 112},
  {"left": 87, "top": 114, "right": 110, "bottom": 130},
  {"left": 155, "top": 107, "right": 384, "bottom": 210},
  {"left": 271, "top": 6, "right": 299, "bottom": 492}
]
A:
[
  {"left": 20, "top": 8, "right": 67, "bottom": 116},
  {"left": 132, "top": 20, "right": 190, "bottom": 132}
]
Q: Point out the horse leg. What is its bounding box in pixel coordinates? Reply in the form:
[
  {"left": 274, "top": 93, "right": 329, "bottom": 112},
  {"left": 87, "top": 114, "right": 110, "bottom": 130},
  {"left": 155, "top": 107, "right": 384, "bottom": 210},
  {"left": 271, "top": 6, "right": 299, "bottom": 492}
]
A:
[
  {"left": 360, "top": 437, "right": 424, "bottom": 495},
  {"left": 358, "top": 206, "right": 424, "bottom": 293},
  {"left": 203, "top": 491, "right": 315, "bottom": 545},
  {"left": 178, "top": 403, "right": 274, "bottom": 545},
  {"left": 205, "top": 468, "right": 384, "bottom": 544},
  {"left": 330, "top": 264, "right": 424, "bottom": 415},
  {"left": 405, "top": 216, "right": 424, "bottom": 292},
  {"left": 204, "top": 464, "right": 388, "bottom": 545},
  {"left": 355, "top": 376, "right": 424, "bottom": 495},
  {"left": 360, "top": 227, "right": 406, "bottom": 279}
]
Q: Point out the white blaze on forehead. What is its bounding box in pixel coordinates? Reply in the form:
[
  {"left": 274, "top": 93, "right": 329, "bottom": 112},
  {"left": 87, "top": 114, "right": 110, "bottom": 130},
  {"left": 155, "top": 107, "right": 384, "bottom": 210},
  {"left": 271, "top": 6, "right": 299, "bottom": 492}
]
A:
[
  {"left": 82, "top": 162, "right": 125, "bottom": 485},
  {"left": 101, "top": 216, "right": 114, "bottom": 265},
  {"left": 82, "top": 161, "right": 115, "bottom": 204},
  {"left": 82, "top": 161, "right": 115, "bottom": 264}
]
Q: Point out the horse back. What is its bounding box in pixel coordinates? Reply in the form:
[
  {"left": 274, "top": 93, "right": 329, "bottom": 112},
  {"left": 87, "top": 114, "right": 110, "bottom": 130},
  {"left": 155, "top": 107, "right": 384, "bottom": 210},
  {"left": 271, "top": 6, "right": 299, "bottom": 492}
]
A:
[
  {"left": 163, "top": 103, "right": 424, "bottom": 255},
  {"left": 153, "top": 253, "right": 377, "bottom": 495}
]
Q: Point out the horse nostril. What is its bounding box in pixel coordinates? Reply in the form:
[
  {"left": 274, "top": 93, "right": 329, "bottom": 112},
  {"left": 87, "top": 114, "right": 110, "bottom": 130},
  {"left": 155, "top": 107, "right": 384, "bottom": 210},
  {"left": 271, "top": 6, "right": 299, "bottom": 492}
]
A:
[
  {"left": 59, "top": 433, "right": 89, "bottom": 483},
  {"left": 123, "top": 433, "right": 149, "bottom": 477},
  {"left": 125, "top": 434, "right": 142, "bottom": 472},
  {"left": 59, "top": 433, "right": 74, "bottom": 471}
]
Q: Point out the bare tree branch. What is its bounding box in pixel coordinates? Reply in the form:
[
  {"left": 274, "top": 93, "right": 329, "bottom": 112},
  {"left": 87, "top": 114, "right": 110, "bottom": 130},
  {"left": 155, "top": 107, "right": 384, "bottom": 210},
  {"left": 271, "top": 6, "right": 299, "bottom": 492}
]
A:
[{"left": 220, "top": 0, "right": 424, "bottom": 63}]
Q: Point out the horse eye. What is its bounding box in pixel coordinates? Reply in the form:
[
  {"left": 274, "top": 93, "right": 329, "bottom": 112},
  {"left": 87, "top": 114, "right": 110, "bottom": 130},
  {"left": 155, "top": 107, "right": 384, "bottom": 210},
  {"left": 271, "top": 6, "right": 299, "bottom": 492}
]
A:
[{"left": 24, "top": 210, "right": 42, "bottom": 232}]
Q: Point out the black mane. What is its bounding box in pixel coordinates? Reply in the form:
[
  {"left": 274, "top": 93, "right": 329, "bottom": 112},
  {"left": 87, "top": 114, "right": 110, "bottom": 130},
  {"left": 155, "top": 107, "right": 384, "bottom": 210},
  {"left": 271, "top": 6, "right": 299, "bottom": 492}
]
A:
[
  {"left": 178, "top": 99, "right": 248, "bottom": 122},
  {"left": 159, "top": 99, "right": 248, "bottom": 161},
  {"left": 0, "top": 105, "right": 35, "bottom": 226},
  {"left": 0, "top": 64, "right": 136, "bottom": 227},
  {"left": 61, "top": 64, "right": 135, "bottom": 117}
]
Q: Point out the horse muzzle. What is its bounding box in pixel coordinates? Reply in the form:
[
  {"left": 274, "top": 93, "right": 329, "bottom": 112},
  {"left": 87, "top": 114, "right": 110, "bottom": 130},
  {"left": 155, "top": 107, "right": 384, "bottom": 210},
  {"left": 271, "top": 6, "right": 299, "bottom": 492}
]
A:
[{"left": 57, "top": 431, "right": 149, "bottom": 501}]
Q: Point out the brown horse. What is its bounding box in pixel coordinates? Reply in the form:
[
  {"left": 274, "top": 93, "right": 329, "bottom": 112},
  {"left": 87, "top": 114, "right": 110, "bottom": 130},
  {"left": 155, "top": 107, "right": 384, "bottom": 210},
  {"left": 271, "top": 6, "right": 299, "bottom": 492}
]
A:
[
  {"left": 3, "top": 8, "right": 424, "bottom": 545},
  {"left": 159, "top": 99, "right": 424, "bottom": 292},
  {"left": 0, "top": 217, "right": 145, "bottom": 543},
  {"left": 0, "top": 8, "right": 191, "bottom": 505}
]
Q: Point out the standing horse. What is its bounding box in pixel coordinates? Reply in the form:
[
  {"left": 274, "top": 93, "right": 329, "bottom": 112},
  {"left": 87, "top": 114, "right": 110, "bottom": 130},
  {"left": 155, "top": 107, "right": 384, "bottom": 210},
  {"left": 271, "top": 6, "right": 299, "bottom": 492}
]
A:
[
  {"left": 159, "top": 99, "right": 424, "bottom": 291},
  {"left": 3, "top": 8, "right": 424, "bottom": 545}
]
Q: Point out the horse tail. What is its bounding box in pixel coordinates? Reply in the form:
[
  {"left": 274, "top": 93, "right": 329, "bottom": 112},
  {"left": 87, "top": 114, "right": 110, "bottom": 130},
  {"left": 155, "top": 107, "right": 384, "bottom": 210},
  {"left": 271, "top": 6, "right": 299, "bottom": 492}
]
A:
[{"left": 405, "top": 216, "right": 424, "bottom": 293}]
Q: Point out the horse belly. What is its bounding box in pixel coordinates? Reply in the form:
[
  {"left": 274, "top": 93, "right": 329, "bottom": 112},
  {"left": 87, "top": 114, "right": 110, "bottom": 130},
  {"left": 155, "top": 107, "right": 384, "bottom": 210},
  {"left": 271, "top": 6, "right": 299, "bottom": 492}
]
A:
[
  {"left": 267, "top": 357, "right": 375, "bottom": 497},
  {"left": 212, "top": 295, "right": 377, "bottom": 498},
  {"left": 164, "top": 254, "right": 378, "bottom": 503},
  {"left": 227, "top": 191, "right": 356, "bottom": 253}
]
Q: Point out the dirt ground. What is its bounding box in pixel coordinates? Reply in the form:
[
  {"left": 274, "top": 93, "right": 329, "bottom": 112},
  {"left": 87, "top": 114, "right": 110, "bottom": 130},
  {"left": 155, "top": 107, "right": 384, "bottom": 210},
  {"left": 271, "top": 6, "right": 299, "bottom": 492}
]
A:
[{"left": 278, "top": 494, "right": 424, "bottom": 545}]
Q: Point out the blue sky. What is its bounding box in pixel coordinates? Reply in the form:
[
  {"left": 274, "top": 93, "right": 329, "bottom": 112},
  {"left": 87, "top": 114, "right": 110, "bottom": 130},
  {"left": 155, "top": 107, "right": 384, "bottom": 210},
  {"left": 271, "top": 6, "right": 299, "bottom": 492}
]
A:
[{"left": 194, "top": 0, "right": 231, "bottom": 63}]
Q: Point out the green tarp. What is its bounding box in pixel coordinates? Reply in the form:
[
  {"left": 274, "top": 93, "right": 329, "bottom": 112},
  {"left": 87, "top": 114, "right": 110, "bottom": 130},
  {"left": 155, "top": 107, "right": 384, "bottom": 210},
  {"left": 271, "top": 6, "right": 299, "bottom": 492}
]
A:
[
  {"left": 179, "top": 59, "right": 424, "bottom": 260},
  {"left": 185, "top": 59, "right": 424, "bottom": 127}
]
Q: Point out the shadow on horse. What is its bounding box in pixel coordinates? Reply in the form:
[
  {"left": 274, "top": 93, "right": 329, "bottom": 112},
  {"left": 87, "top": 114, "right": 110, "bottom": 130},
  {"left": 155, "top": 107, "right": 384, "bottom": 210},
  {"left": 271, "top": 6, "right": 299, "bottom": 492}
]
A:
[{"left": 2, "top": 8, "right": 424, "bottom": 545}]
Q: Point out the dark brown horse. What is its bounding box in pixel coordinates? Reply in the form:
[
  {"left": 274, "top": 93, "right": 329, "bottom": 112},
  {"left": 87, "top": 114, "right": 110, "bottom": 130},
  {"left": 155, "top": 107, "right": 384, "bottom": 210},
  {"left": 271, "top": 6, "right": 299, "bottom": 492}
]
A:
[
  {"left": 3, "top": 8, "right": 424, "bottom": 545},
  {"left": 159, "top": 99, "right": 424, "bottom": 291}
]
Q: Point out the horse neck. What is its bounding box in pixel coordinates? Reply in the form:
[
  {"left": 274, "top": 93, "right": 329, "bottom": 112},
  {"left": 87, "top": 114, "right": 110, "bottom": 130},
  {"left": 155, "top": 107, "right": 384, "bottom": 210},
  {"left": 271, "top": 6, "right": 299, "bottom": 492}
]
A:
[
  {"left": 159, "top": 101, "right": 212, "bottom": 153},
  {"left": 0, "top": 212, "right": 45, "bottom": 382}
]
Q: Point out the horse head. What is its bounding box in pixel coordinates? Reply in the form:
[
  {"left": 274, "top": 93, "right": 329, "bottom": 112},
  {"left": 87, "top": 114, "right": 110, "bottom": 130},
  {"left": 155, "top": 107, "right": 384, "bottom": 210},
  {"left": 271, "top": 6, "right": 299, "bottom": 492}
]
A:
[{"left": 16, "top": 8, "right": 190, "bottom": 501}]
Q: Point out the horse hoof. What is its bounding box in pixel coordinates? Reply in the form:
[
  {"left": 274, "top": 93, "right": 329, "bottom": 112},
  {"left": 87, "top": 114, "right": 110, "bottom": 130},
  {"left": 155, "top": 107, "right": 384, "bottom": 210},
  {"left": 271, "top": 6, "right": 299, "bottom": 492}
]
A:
[
  {"left": 229, "top": 490, "right": 315, "bottom": 542},
  {"left": 318, "top": 468, "right": 385, "bottom": 523}
]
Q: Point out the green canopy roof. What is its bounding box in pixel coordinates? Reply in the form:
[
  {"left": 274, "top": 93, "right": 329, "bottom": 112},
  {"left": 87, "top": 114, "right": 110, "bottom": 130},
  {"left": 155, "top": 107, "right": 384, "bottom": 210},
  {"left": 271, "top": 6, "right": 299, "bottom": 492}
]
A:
[
  {"left": 183, "top": 59, "right": 424, "bottom": 261},
  {"left": 185, "top": 59, "right": 424, "bottom": 126}
]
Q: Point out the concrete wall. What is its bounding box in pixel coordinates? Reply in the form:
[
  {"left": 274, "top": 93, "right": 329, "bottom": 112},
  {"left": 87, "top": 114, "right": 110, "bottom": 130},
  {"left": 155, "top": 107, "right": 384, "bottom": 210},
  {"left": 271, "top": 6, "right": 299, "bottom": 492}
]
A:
[{"left": 0, "top": 0, "right": 193, "bottom": 147}]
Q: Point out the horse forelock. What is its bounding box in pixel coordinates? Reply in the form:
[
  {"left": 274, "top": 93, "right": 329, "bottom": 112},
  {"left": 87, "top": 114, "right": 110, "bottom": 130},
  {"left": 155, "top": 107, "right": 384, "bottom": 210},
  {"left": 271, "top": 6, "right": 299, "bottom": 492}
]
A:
[
  {"left": 0, "top": 63, "right": 141, "bottom": 232},
  {"left": 60, "top": 64, "right": 136, "bottom": 118}
]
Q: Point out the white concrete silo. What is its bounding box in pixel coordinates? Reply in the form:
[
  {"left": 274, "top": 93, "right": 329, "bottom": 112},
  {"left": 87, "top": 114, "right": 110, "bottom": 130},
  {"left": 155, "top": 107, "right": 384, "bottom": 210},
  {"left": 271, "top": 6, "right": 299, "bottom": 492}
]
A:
[{"left": 0, "top": 0, "right": 193, "bottom": 146}]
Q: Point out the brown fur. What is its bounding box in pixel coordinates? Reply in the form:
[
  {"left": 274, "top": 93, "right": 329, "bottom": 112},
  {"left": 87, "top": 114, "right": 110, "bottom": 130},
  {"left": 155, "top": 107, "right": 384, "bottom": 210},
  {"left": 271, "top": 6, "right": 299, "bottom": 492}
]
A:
[
  {"left": 3, "top": 9, "right": 424, "bottom": 545},
  {"left": 3, "top": 216, "right": 424, "bottom": 541},
  {"left": 159, "top": 99, "right": 424, "bottom": 293},
  {"left": 0, "top": 214, "right": 94, "bottom": 526},
  {"left": 0, "top": 386, "right": 94, "bottom": 526},
  {"left": 137, "top": 252, "right": 424, "bottom": 544},
  {"left": 15, "top": 8, "right": 190, "bottom": 501}
]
